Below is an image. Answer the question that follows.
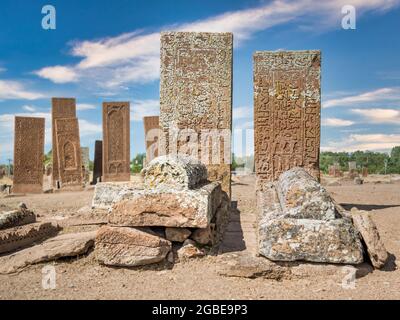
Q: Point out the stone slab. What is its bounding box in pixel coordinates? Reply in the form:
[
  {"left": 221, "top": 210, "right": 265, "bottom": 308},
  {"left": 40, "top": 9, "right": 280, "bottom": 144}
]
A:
[
  {"left": 351, "top": 208, "right": 388, "bottom": 269},
  {"left": 254, "top": 51, "right": 321, "bottom": 184},
  {"left": 258, "top": 217, "right": 364, "bottom": 264},
  {"left": 109, "top": 182, "right": 222, "bottom": 228},
  {"left": 55, "top": 117, "right": 83, "bottom": 188},
  {"left": 0, "top": 231, "right": 95, "bottom": 274},
  {"left": 102, "top": 102, "right": 131, "bottom": 182},
  {"left": 95, "top": 226, "right": 171, "bottom": 267},
  {"left": 92, "top": 140, "right": 103, "bottom": 184},
  {"left": 13, "top": 117, "right": 45, "bottom": 194},
  {"left": 0, "top": 208, "right": 36, "bottom": 230},
  {"left": 143, "top": 116, "right": 159, "bottom": 164},
  {"left": 92, "top": 182, "right": 135, "bottom": 210},
  {"left": 0, "top": 222, "right": 60, "bottom": 254},
  {"left": 52, "top": 98, "right": 76, "bottom": 186}
]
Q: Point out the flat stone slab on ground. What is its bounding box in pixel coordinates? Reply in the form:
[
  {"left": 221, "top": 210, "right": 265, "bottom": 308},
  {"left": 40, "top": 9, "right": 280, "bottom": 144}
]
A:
[
  {"left": 258, "top": 217, "right": 364, "bottom": 264},
  {"left": 95, "top": 226, "right": 171, "bottom": 267},
  {"left": 0, "top": 208, "right": 36, "bottom": 230},
  {"left": 351, "top": 208, "right": 388, "bottom": 269},
  {"left": 0, "top": 222, "right": 60, "bottom": 254},
  {"left": 0, "top": 231, "right": 96, "bottom": 274},
  {"left": 109, "top": 182, "right": 222, "bottom": 228}
]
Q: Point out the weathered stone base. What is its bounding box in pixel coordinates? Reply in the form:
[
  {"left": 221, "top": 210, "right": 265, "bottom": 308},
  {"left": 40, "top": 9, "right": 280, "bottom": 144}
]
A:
[
  {"left": 109, "top": 182, "right": 222, "bottom": 228},
  {"left": 258, "top": 217, "right": 364, "bottom": 264},
  {"left": 0, "top": 222, "right": 60, "bottom": 254},
  {"left": 257, "top": 167, "right": 364, "bottom": 265},
  {"left": 95, "top": 226, "right": 171, "bottom": 267},
  {"left": 12, "top": 184, "right": 42, "bottom": 194}
]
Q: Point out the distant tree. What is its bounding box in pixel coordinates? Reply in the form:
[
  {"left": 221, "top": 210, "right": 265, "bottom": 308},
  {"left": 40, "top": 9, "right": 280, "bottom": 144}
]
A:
[
  {"left": 44, "top": 149, "right": 52, "bottom": 166},
  {"left": 131, "top": 153, "right": 146, "bottom": 173}
]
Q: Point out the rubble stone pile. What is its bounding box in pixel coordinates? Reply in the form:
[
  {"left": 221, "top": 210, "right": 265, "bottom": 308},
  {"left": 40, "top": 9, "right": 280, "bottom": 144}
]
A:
[{"left": 93, "top": 154, "right": 230, "bottom": 267}]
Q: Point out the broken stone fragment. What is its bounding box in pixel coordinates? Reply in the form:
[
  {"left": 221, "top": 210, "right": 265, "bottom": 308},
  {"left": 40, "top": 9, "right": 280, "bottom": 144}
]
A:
[
  {"left": 351, "top": 208, "right": 388, "bottom": 269},
  {"left": 95, "top": 226, "right": 171, "bottom": 267},
  {"left": 0, "top": 222, "right": 60, "bottom": 254},
  {"left": 191, "top": 226, "right": 214, "bottom": 245},
  {"left": 109, "top": 182, "right": 221, "bottom": 228},
  {"left": 258, "top": 217, "right": 364, "bottom": 264},
  {"left": 142, "top": 154, "right": 208, "bottom": 190},
  {"left": 177, "top": 239, "right": 205, "bottom": 260},
  {"left": 0, "top": 231, "right": 96, "bottom": 274},
  {"left": 277, "top": 167, "right": 336, "bottom": 220},
  {"left": 0, "top": 207, "right": 36, "bottom": 230},
  {"left": 165, "top": 227, "right": 191, "bottom": 242}
]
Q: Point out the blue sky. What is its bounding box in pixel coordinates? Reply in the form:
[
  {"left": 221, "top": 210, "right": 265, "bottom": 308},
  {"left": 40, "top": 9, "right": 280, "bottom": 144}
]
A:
[{"left": 0, "top": 0, "right": 400, "bottom": 163}]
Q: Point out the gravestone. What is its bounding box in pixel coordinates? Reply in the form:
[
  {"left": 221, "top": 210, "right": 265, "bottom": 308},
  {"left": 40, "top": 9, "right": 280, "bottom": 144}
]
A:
[
  {"left": 160, "top": 31, "right": 233, "bottom": 195},
  {"left": 143, "top": 116, "right": 159, "bottom": 165},
  {"left": 13, "top": 117, "right": 45, "bottom": 193},
  {"left": 81, "top": 147, "right": 90, "bottom": 183},
  {"left": 92, "top": 140, "right": 103, "bottom": 184},
  {"left": 55, "top": 118, "right": 83, "bottom": 188},
  {"left": 254, "top": 50, "right": 321, "bottom": 184},
  {"left": 52, "top": 98, "right": 76, "bottom": 187},
  {"left": 102, "top": 102, "right": 130, "bottom": 182}
]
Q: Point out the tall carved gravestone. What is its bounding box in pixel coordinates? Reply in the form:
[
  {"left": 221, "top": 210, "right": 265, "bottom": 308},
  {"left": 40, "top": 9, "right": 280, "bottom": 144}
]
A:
[
  {"left": 254, "top": 51, "right": 321, "bottom": 185},
  {"left": 160, "top": 32, "right": 233, "bottom": 195},
  {"left": 102, "top": 102, "right": 131, "bottom": 182},
  {"left": 143, "top": 116, "right": 159, "bottom": 165},
  {"left": 55, "top": 118, "right": 83, "bottom": 188},
  {"left": 81, "top": 147, "right": 90, "bottom": 183},
  {"left": 52, "top": 98, "right": 76, "bottom": 187},
  {"left": 92, "top": 140, "right": 103, "bottom": 184},
  {"left": 13, "top": 117, "right": 45, "bottom": 193}
]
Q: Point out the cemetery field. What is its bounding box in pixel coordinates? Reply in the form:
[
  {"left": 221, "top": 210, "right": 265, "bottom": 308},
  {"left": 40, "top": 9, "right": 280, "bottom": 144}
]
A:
[{"left": 0, "top": 174, "right": 399, "bottom": 300}]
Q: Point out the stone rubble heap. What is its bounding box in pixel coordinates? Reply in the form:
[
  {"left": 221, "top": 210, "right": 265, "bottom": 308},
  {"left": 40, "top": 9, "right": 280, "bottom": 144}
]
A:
[
  {"left": 257, "top": 167, "right": 388, "bottom": 268},
  {"left": 93, "top": 154, "right": 230, "bottom": 267}
]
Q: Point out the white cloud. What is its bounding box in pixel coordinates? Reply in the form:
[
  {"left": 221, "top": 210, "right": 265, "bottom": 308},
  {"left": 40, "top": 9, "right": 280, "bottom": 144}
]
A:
[
  {"left": 233, "top": 106, "right": 252, "bottom": 120},
  {"left": 322, "top": 117, "right": 354, "bottom": 127},
  {"left": 322, "top": 133, "right": 400, "bottom": 152},
  {"left": 34, "top": 65, "right": 79, "bottom": 83},
  {"left": 351, "top": 108, "right": 400, "bottom": 124},
  {"left": 77, "top": 103, "right": 97, "bottom": 111},
  {"left": 22, "top": 105, "right": 36, "bottom": 112},
  {"left": 323, "top": 87, "right": 400, "bottom": 108},
  {"left": 131, "top": 99, "right": 159, "bottom": 121},
  {"left": 79, "top": 119, "right": 102, "bottom": 136},
  {"left": 35, "top": 0, "right": 400, "bottom": 89},
  {"left": 234, "top": 120, "right": 254, "bottom": 130},
  {"left": 0, "top": 80, "right": 44, "bottom": 100}
]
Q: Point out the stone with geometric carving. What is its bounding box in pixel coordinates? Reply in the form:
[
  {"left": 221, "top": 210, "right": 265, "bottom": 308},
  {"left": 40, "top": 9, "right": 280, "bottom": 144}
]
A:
[
  {"left": 51, "top": 98, "right": 76, "bottom": 187},
  {"left": 160, "top": 31, "right": 233, "bottom": 196},
  {"left": 254, "top": 50, "right": 321, "bottom": 185},
  {"left": 55, "top": 118, "right": 83, "bottom": 189},
  {"left": 13, "top": 116, "right": 45, "bottom": 194},
  {"left": 102, "top": 102, "right": 130, "bottom": 182}
]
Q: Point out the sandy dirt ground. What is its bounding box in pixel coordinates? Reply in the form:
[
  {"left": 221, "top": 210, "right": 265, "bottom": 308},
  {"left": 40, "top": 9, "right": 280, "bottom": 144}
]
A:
[{"left": 0, "top": 174, "right": 399, "bottom": 300}]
